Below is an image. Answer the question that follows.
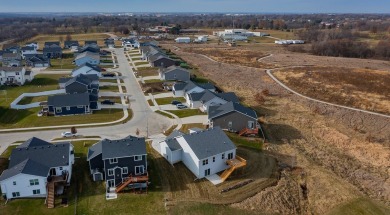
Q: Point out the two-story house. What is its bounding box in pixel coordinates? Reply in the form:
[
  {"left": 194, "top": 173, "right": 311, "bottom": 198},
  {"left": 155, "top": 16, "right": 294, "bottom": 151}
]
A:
[
  {"left": 158, "top": 127, "right": 245, "bottom": 184},
  {"left": 87, "top": 136, "right": 149, "bottom": 199},
  {"left": 0, "top": 137, "right": 74, "bottom": 208},
  {"left": 159, "top": 66, "right": 190, "bottom": 81},
  {"left": 0, "top": 67, "right": 32, "bottom": 86}
]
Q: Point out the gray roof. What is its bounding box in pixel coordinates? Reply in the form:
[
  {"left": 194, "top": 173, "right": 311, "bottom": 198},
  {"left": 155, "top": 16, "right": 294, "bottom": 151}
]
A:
[
  {"left": 0, "top": 159, "right": 50, "bottom": 181},
  {"left": 217, "top": 92, "right": 239, "bottom": 103},
  {"left": 181, "top": 127, "right": 236, "bottom": 160},
  {"left": 2, "top": 53, "right": 18, "bottom": 58},
  {"left": 0, "top": 67, "right": 24, "bottom": 72},
  {"left": 189, "top": 90, "right": 238, "bottom": 104},
  {"left": 161, "top": 66, "right": 189, "bottom": 75},
  {"left": 24, "top": 70, "right": 32, "bottom": 76},
  {"left": 75, "top": 51, "right": 100, "bottom": 61},
  {"left": 164, "top": 130, "right": 185, "bottom": 151},
  {"left": 59, "top": 77, "right": 72, "bottom": 84},
  {"left": 43, "top": 46, "right": 62, "bottom": 53},
  {"left": 87, "top": 136, "right": 146, "bottom": 160},
  {"left": 174, "top": 81, "right": 215, "bottom": 93},
  {"left": 208, "top": 101, "right": 257, "bottom": 120},
  {"left": 0, "top": 138, "right": 71, "bottom": 181},
  {"left": 21, "top": 46, "right": 35, "bottom": 51},
  {"left": 48, "top": 93, "right": 90, "bottom": 107},
  {"left": 17, "top": 137, "right": 52, "bottom": 148},
  {"left": 65, "top": 74, "right": 98, "bottom": 87},
  {"left": 44, "top": 42, "right": 60, "bottom": 47},
  {"left": 78, "top": 44, "right": 100, "bottom": 53},
  {"left": 85, "top": 40, "right": 97, "bottom": 45},
  {"left": 72, "top": 62, "right": 102, "bottom": 74},
  {"left": 64, "top": 40, "right": 79, "bottom": 46}
]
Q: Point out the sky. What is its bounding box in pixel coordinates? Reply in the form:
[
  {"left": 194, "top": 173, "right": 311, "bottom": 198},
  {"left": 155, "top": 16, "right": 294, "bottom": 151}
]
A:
[{"left": 0, "top": 0, "right": 389, "bottom": 13}]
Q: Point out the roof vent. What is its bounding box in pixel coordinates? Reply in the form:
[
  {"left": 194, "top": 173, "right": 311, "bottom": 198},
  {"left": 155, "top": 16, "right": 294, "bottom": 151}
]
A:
[
  {"left": 47, "top": 146, "right": 50, "bottom": 148},
  {"left": 122, "top": 139, "right": 125, "bottom": 142},
  {"left": 63, "top": 155, "right": 65, "bottom": 159},
  {"left": 55, "top": 145, "right": 58, "bottom": 147}
]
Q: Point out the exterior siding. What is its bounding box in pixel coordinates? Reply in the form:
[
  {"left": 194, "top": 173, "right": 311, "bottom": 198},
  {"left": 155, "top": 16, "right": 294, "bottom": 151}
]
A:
[
  {"left": 176, "top": 137, "right": 201, "bottom": 178},
  {"left": 89, "top": 154, "right": 104, "bottom": 174},
  {"left": 198, "top": 149, "right": 236, "bottom": 178},
  {"left": 104, "top": 155, "right": 147, "bottom": 186},
  {"left": 0, "top": 174, "right": 47, "bottom": 199},
  {"left": 202, "top": 97, "right": 227, "bottom": 112},
  {"left": 50, "top": 106, "right": 88, "bottom": 116},
  {"left": 211, "top": 111, "right": 257, "bottom": 132}
]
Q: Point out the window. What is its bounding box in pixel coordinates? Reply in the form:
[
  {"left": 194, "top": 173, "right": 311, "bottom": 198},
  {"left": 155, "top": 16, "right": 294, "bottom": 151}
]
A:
[
  {"left": 66, "top": 106, "right": 70, "bottom": 111},
  {"left": 213, "top": 157, "right": 215, "bottom": 162},
  {"left": 122, "top": 167, "right": 128, "bottom": 174},
  {"left": 29, "top": 179, "right": 39, "bottom": 186},
  {"left": 204, "top": 169, "right": 210, "bottom": 176},
  {"left": 222, "top": 153, "right": 225, "bottom": 159},
  {"left": 33, "top": 189, "right": 40, "bottom": 195},
  {"left": 16, "top": 72, "right": 19, "bottom": 75},
  {"left": 13, "top": 181, "right": 16, "bottom": 186},
  {"left": 55, "top": 107, "right": 62, "bottom": 113},
  {"left": 59, "top": 167, "right": 63, "bottom": 170},
  {"left": 77, "top": 105, "right": 84, "bottom": 108},
  {"left": 228, "top": 152, "right": 233, "bottom": 160},
  {"left": 108, "top": 169, "right": 114, "bottom": 176},
  {"left": 135, "top": 166, "right": 144, "bottom": 175},
  {"left": 109, "top": 158, "right": 118, "bottom": 164},
  {"left": 202, "top": 159, "right": 208, "bottom": 166},
  {"left": 12, "top": 192, "right": 20, "bottom": 198},
  {"left": 134, "top": 155, "right": 142, "bottom": 161}
]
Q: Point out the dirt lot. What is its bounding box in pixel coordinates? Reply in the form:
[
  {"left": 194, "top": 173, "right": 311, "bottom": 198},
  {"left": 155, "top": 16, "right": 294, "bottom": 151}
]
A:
[
  {"left": 150, "top": 146, "right": 278, "bottom": 206},
  {"left": 273, "top": 67, "right": 390, "bottom": 114},
  {"left": 161, "top": 43, "right": 390, "bottom": 214}
]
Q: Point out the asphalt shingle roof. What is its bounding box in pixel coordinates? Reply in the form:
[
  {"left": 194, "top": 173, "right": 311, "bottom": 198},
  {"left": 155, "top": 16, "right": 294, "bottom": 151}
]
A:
[
  {"left": 75, "top": 51, "right": 100, "bottom": 61},
  {"left": 0, "top": 138, "right": 71, "bottom": 181},
  {"left": 48, "top": 93, "right": 90, "bottom": 107},
  {"left": 208, "top": 101, "right": 257, "bottom": 120},
  {"left": 87, "top": 136, "right": 147, "bottom": 160},
  {"left": 181, "top": 127, "right": 236, "bottom": 160}
]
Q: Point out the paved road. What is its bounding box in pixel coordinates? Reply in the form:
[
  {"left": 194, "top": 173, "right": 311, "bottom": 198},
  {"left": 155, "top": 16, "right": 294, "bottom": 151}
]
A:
[{"left": 0, "top": 48, "right": 173, "bottom": 154}]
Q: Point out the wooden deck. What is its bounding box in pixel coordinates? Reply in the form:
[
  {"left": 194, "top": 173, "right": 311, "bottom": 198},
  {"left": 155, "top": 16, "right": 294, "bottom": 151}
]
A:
[
  {"left": 115, "top": 173, "right": 149, "bottom": 193},
  {"left": 46, "top": 172, "right": 68, "bottom": 209},
  {"left": 220, "top": 156, "right": 247, "bottom": 182}
]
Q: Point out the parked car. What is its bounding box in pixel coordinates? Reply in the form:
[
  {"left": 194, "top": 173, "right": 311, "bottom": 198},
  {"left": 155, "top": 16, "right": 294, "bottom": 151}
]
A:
[
  {"left": 171, "top": 100, "right": 181, "bottom": 105},
  {"left": 101, "top": 100, "right": 115, "bottom": 105},
  {"left": 176, "top": 104, "right": 187, "bottom": 109},
  {"left": 61, "top": 132, "right": 76, "bottom": 138},
  {"left": 102, "top": 73, "right": 115, "bottom": 77}
]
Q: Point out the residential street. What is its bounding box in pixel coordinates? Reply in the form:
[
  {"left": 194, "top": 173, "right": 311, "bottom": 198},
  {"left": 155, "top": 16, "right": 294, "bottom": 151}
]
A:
[{"left": 0, "top": 48, "right": 173, "bottom": 154}]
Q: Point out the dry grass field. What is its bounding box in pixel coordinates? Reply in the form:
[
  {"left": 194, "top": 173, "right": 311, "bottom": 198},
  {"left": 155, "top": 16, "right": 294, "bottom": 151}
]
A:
[
  {"left": 273, "top": 67, "right": 390, "bottom": 114},
  {"left": 25, "top": 33, "right": 109, "bottom": 49},
  {"left": 161, "top": 43, "right": 390, "bottom": 214}
]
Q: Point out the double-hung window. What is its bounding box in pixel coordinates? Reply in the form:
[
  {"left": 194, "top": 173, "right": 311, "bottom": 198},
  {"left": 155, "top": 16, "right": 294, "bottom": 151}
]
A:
[{"left": 109, "top": 158, "right": 118, "bottom": 164}]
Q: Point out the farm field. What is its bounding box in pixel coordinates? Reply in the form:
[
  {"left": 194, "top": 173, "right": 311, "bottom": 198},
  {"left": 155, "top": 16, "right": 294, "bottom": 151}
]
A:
[
  {"left": 25, "top": 33, "right": 110, "bottom": 49},
  {"left": 273, "top": 67, "right": 390, "bottom": 114},
  {"left": 160, "top": 43, "right": 390, "bottom": 214}
]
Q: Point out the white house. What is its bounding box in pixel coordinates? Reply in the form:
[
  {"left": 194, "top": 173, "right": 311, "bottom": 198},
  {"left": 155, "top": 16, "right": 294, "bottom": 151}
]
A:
[
  {"left": 175, "top": 37, "right": 191, "bottom": 43},
  {"left": 71, "top": 63, "right": 102, "bottom": 78},
  {"left": 25, "top": 42, "right": 39, "bottom": 50},
  {"left": 158, "top": 127, "right": 240, "bottom": 180},
  {"left": 172, "top": 81, "right": 216, "bottom": 97},
  {"left": 195, "top": 35, "right": 208, "bottom": 43},
  {"left": 21, "top": 46, "right": 38, "bottom": 59},
  {"left": 186, "top": 90, "right": 239, "bottom": 112},
  {"left": 74, "top": 51, "right": 100, "bottom": 66},
  {"left": 0, "top": 137, "right": 74, "bottom": 206},
  {"left": 0, "top": 67, "right": 29, "bottom": 86}
]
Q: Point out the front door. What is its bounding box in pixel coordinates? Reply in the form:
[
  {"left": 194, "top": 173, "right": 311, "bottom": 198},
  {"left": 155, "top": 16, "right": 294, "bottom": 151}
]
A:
[{"left": 107, "top": 179, "right": 115, "bottom": 188}]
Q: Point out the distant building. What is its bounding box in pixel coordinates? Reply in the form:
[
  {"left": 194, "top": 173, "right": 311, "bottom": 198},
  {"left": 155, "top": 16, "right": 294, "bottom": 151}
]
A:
[
  {"left": 175, "top": 37, "right": 191, "bottom": 43},
  {"left": 74, "top": 51, "right": 100, "bottom": 66}
]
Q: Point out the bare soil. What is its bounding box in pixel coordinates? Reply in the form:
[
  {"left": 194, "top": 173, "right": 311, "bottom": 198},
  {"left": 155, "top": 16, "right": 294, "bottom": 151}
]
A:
[
  {"left": 161, "top": 43, "right": 390, "bottom": 214},
  {"left": 273, "top": 67, "right": 390, "bottom": 114}
]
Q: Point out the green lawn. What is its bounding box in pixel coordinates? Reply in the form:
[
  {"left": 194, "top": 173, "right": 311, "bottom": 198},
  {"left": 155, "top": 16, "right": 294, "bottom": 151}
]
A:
[
  {"left": 100, "top": 86, "right": 119, "bottom": 92},
  {"left": 226, "top": 132, "right": 263, "bottom": 151},
  {"left": 101, "top": 59, "right": 113, "bottom": 63},
  {"left": 166, "top": 109, "right": 207, "bottom": 118},
  {"left": 0, "top": 141, "right": 165, "bottom": 215},
  {"left": 155, "top": 110, "right": 175, "bottom": 119},
  {"left": 17, "top": 96, "right": 48, "bottom": 105},
  {"left": 131, "top": 57, "right": 142, "bottom": 61},
  {"left": 134, "top": 61, "right": 150, "bottom": 66},
  {"left": 155, "top": 97, "right": 186, "bottom": 105},
  {"left": 50, "top": 58, "right": 76, "bottom": 69},
  {"left": 0, "top": 108, "right": 125, "bottom": 129}
]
